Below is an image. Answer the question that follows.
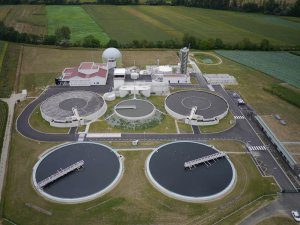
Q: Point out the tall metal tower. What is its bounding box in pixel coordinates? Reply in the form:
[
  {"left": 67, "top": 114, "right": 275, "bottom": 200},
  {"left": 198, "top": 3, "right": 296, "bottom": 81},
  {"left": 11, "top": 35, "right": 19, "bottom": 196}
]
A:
[{"left": 179, "top": 47, "right": 189, "bottom": 74}]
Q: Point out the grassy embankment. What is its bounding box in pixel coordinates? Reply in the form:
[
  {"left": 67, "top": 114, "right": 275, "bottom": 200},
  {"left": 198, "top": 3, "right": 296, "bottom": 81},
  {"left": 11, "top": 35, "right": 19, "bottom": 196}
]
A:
[
  {"left": 264, "top": 83, "right": 300, "bottom": 108},
  {"left": 0, "top": 100, "right": 8, "bottom": 155},
  {"left": 200, "top": 111, "right": 235, "bottom": 133}
]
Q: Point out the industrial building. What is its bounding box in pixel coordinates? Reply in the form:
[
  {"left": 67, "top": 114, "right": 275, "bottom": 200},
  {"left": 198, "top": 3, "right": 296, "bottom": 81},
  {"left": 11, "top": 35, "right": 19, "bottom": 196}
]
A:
[
  {"left": 112, "top": 47, "right": 191, "bottom": 97},
  {"left": 55, "top": 62, "right": 108, "bottom": 86}
]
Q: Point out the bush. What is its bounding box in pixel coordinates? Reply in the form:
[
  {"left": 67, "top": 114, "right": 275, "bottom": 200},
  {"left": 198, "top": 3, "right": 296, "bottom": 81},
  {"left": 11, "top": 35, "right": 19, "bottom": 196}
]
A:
[{"left": 264, "top": 84, "right": 300, "bottom": 108}]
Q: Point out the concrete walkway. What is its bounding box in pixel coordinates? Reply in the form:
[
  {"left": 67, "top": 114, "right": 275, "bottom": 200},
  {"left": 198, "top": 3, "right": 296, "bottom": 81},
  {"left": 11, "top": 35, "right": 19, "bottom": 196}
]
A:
[{"left": 0, "top": 94, "right": 22, "bottom": 202}]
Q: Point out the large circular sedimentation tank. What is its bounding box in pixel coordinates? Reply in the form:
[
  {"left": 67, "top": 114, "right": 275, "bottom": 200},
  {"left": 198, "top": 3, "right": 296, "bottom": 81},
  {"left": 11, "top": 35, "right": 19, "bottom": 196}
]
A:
[
  {"left": 165, "top": 90, "right": 228, "bottom": 122},
  {"left": 114, "top": 99, "right": 156, "bottom": 121},
  {"left": 32, "top": 142, "right": 123, "bottom": 203},
  {"left": 40, "top": 91, "right": 107, "bottom": 127},
  {"left": 146, "top": 141, "right": 236, "bottom": 202}
]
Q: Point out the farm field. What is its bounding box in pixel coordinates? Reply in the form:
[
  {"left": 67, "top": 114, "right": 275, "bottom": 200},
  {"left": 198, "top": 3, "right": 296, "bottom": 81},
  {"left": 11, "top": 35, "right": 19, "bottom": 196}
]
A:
[
  {"left": 46, "top": 6, "right": 110, "bottom": 44},
  {"left": 216, "top": 51, "right": 300, "bottom": 88},
  {"left": 1, "top": 5, "right": 47, "bottom": 36},
  {"left": 83, "top": 5, "right": 300, "bottom": 45},
  {"left": 199, "top": 51, "right": 300, "bottom": 142}
]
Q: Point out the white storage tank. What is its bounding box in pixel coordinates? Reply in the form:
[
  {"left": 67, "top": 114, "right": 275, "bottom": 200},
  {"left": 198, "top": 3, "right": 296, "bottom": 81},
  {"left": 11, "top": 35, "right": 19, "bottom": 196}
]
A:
[{"left": 131, "top": 72, "right": 139, "bottom": 80}]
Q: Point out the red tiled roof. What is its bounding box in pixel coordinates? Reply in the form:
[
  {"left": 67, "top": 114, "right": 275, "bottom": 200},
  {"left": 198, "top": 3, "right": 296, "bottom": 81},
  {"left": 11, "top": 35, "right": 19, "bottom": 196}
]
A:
[
  {"left": 63, "top": 65, "right": 107, "bottom": 79},
  {"left": 79, "top": 62, "right": 94, "bottom": 70}
]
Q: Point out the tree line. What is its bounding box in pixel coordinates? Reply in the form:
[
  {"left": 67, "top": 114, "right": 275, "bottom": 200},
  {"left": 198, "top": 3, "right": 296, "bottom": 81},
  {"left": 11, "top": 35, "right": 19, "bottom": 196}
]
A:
[
  {"left": 150, "top": 0, "right": 300, "bottom": 16},
  {"left": 0, "top": 22, "right": 298, "bottom": 51}
]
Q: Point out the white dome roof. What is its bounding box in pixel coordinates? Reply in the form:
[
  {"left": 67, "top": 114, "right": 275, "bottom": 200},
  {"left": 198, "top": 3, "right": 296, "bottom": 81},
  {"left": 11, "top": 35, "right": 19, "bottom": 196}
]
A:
[{"left": 102, "top": 48, "right": 122, "bottom": 60}]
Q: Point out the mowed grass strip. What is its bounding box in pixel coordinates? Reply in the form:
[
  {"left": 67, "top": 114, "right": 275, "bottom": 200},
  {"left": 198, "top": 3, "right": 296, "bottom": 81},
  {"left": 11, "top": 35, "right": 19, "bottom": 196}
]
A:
[
  {"left": 216, "top": 51, "right": 300, "bottom": 88},
  {"left": 46, "top": 6, "right": 110, "bottom": 44},
  {"left": 0, "top": 43, "right": 20, "bottom": 98},
  {"left": 84, "top": 5, "right": 300, "bottom": 46},
  {"left": 0, "top": 41, "right": 8, "bottom": 71},
  {"left": 0, "top": 100, "right": 8, "bottom": 155},
  {"left": 3, "top": 5, "right": 47, "bottom": 36}
]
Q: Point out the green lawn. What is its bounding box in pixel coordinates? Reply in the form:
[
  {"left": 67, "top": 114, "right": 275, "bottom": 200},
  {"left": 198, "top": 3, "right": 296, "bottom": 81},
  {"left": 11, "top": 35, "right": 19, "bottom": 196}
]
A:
[
  {"left": 84, "top": 5, "right": 300, "bottom": 45},
  {"left": 200, "top": 111, "right": 235, "bottom": 133},
  {"left": 19, "top": 73, "right": 58, "bottom": 96},
  {"left": 0, "top": 100, "right": 8, "bottom": 155},
  {"left": 177, "top": 121, "right": 193, "bottom": 133},
  {"left": 216, "top": 51, "right": 300, "bottom": 88},
  {"left": 89, "top": 114, "right": 176, "bottom": 134},
  {"left": 46, "top": 6, "right": 110, "bottom": 44},
  {"left": 29, "top": 103, "right": 69, "bottom": 134}
]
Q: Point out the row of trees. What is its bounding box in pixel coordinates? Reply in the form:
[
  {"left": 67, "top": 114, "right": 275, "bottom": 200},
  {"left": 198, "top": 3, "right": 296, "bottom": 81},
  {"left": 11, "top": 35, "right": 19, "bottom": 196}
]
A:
[
  {"left": 147, "top": 0, "right": 300, "bottom": 16},
  {"left": 0, "top": 22, "right": 295, "bottom": 50}
]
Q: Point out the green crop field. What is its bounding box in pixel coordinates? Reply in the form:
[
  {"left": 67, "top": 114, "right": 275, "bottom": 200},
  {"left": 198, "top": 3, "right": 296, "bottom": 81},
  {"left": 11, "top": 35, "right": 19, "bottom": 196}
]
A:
[
  {"left": 84, "top": 5, "right": 300, "bottom": 45},
  {"left": 216, "top": 51, "right": 300, "bottom": 88},
  {"left": 46, "top": 6, "right": 110, "bottom": 44}
]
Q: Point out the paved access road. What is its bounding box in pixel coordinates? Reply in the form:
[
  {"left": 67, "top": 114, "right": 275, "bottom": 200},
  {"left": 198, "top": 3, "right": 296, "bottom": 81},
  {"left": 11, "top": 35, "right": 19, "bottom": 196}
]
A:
[{"left": 240, "top": 193, "right": 300, "bottom": 225}]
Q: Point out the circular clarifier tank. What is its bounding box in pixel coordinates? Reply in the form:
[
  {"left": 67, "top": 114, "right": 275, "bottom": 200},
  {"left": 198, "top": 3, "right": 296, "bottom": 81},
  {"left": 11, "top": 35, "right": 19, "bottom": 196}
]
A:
[
  {"left": 32, "top": 142, "right": 123, "bottom": 204},
  {"left": 165, "top": 90, "right": 228, "bottom": 121},
  {"left": 40, "top": 91, "right": 107, "bottom": 126},
  {"left": 114, "top": 99, "right": 156, "bottom": 121},
  {"left": 146, "top": 141, "right": 236, "bottom": 202}
]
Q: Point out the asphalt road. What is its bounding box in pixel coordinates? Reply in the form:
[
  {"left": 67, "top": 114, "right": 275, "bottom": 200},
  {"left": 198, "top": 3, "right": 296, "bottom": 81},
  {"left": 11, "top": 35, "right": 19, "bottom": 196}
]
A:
[{"left": 240, "top": 193, "right": 300, "bottom": 225}]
